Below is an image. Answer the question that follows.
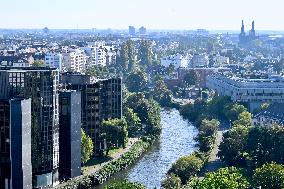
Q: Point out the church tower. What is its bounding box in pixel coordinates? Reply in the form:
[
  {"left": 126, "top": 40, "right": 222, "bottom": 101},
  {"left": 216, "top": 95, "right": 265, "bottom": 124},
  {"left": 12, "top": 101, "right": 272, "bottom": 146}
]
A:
[
  {"left": 239, "top": 20, "right": 246, "bottom": 44},
  {"left": 250, "top": 21, "right": 256, "bottom": 39}
]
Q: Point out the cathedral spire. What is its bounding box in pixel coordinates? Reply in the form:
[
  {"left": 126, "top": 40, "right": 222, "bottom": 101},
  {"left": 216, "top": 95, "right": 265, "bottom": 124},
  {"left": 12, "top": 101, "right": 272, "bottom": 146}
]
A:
[
  {"left": 252, "top": 20, "right": 255, "bottom": 31},
  {"left": 241, "top": 20, "right": 245, "bottom": 33}
]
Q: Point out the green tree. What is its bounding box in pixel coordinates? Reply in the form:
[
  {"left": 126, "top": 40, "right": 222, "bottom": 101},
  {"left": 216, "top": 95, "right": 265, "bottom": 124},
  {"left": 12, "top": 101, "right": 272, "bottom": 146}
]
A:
[
  {"left": 126, "top": 68, "right": 148, "bottom": 93},
  {"left": 183, "top": 70, "right": 198, "bottom": 87},
  {"left": 104, "top": 180, "right": 146, "bottom": 189},
  {"left": 101, "top": 118, "right": 128, "bottom": 155},
  {"left": 218, "top": 126, "right": 249, "bottom": 166},
  {"left": 224, "top": 103, "right": 247, "bottom": 122},
  {"left": 127, "top": 40, "right": 136, "bottom": 71},
  {"left": 124, "top": 108, "right": 141, "bottom": 137},
  {"left": 81, "top": 128, "right": 94, "bottom": 164},
  {"left": 169, "top": 154, "right": 203, "bottom": 184},
  {"left": 189, "top": 167, "right": 250, "bottom": 189},
  {"left": 253, "top": 162, "right": 284, "bottom": 189},
  {"left": 33, "top": 60, "right": 45, "bottom": 67},
  {"left": 232, "top": 111, "right": 252, "bottom": 127},
  {"left": 161, "top": 173, "right": 182, "bottom": 189},
  {"left": 138, "top": 40, "right": 152, "bottom": 67},
  {"left": 197, "top": 119, "right": 220, "bottom": 152},
  {"left": 125, "top": 93, "right": 161, "bottom": 136},
  {"left": 151, "top": 76, "right": 173, "bottom": 107}
]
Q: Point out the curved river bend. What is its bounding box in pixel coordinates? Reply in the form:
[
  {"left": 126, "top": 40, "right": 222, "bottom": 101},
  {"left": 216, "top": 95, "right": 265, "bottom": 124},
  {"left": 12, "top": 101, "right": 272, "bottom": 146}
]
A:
[{"left": 94, "top": 108, "right": 198, "bottom": 189}]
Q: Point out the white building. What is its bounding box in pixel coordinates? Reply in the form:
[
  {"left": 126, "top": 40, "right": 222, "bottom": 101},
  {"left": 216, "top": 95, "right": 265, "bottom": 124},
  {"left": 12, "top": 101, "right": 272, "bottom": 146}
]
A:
[
  {"left": 62, "top": 49, "right": 86, "bottom": 73},
  {"left": 207, "top": 74, "right": 284, "bottom": 111},
  {"left": 82, "top": 42, "right": 108, "bottom": 67},
  {"left": 214, "top": 55, "right": 229, "bottom": 66},
  {"left": 189, "top": 54, "right": 209, "bottom": 68},
  {"left": 45, "top": 53, "right": 63, "bottom": 71},
  {"left": 161, "top": 54, "right": 192, "bottom": 69}
]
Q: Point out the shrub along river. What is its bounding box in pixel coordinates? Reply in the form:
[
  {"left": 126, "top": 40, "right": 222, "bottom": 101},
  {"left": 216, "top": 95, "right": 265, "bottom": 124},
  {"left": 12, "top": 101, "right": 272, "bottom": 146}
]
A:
[{"left": 94, "top": 108, "right": 198, "bottom": 189}]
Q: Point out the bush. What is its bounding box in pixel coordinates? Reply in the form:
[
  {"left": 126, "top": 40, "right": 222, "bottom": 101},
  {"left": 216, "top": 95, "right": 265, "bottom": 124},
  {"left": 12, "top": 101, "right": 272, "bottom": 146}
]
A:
[
  {"left": 253, "top": 162, "right": 284, "bottom": 189},
  {"left": 161, "top": 173, "right": 182, "bottom": 189},
  {"left": 56, "top": 140, "right": 153, "bottom": 189},
  {"left": 189, "top": 167, "right": 250, "bottom": 189},
  {"left": 169, "top": 153, "right": 204, "bottom": 184},
  {"left": 104, "top": 180, "right": 146, "bottom": 189}
]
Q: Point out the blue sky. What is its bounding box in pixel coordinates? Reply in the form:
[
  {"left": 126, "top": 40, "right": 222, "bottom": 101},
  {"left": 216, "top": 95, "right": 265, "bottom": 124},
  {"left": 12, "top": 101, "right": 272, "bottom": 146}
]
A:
[{"left": 1, "top": 0, "right": 284, "bottom": 30}]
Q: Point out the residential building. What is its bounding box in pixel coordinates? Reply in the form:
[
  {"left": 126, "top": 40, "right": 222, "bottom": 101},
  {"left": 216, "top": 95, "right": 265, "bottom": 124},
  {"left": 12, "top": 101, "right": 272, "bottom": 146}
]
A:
[
  {"left": 59, "top": 91, "right": 81, "bottom": 180},
  {"left": 161, "top": 54, "right": 192, "bottom": 69},
  {"left": 0, "top": 67, "right": 59, "bottom": 188},
  {"left": 45, "top": 53, "right": 63, "bottom": 71},
  {"left": 0, "top": 98, "right": 32, "bottom": 189},
  {"left": 206, "top": 74, "right": 284, "bottom": 111},
  {"left": 189, "top": 54, "right": 209, "bottom": 68},
  {"left": 60, "top": 73, "right": 122, "bottom": 154},
  {"left": 253, "top": 103, "right": 284, "bottom": 127},
  {"left": 62, "top": 49, "right": 86, "bottom": 73}
]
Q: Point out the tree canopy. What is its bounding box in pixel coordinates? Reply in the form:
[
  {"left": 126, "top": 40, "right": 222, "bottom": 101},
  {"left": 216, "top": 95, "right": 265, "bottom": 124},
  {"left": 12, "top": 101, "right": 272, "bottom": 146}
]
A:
[{"left": 81, "top": 128, "right": 94, "bottom": 164}]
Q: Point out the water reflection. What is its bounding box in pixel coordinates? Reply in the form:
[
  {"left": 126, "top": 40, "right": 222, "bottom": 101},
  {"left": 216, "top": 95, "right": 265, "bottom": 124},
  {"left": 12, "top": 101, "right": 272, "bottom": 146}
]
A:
[{"left": 94, "top": 108, "right": 198, "bottom": 189}]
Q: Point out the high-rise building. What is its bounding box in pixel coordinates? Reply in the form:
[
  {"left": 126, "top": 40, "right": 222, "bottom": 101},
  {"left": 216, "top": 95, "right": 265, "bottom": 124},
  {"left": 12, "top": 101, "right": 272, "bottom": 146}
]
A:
[
  {"left": 45, "top": 53, "right": 63, "bottom": 72},
  {"left": 60, "top": 73, "right": 122, "bottom": 154},
  {"left": 129, "top": 26, "right": 136, "bottom": 36},
  {"left": 62, "top": 49, "right": 86, "bottom": 73},
  {"left": 59, "top": 90, "right": 81, "bottom": 180},
  {"left": 0, "top": 98, "right": 32, "bottom": 189},
  {"left": 139, "top": 26, "right": 147, "bottom": 35},
  {"left": 0, "top": 67, "right": 59, "bottom": 188}
]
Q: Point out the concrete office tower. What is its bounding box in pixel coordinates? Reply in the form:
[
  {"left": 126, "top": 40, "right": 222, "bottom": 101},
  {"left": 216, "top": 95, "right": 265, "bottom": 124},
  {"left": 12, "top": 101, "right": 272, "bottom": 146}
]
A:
[
  {"left": 0, "top": 98, "right": 32, "bottom": 189},
  {"left": 0, "top": 67, "right": 59, "bottom": 188},
  {"left": 60, "top": 73, "right": 122, "bottom": 155},
  {"left": 59, "top": 90, "right": 81, "bottom": 180}
]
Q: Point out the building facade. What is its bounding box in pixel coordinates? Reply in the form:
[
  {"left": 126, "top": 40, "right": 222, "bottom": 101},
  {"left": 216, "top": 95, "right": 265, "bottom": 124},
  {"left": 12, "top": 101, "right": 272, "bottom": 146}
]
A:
[
  {"left": 59, "top": 91, "right": 81, "bottom": 180},
  {"left": 62, "top": 49, "right": 86, "bottom": 73},
  {"left": 0, "top": 67, "right": 59, "bottom": 188},
  {"left": 0, "top": 98, "right": 32, "bottom": 189},
  {"left": 61, "top": 74, "right": 122, "bottom": 154},
  {"left": 206, "top": 74, "right": 284, "bottom": 110},
  {"left": 45, "top": 53, "right": 63, "bottom": 72}
]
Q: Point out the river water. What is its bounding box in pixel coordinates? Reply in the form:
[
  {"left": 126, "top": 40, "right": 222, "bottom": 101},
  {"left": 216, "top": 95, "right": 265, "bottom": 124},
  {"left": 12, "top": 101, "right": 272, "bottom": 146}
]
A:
[{"left": 94, "top": 108, "right": 198, "bottom": 189}]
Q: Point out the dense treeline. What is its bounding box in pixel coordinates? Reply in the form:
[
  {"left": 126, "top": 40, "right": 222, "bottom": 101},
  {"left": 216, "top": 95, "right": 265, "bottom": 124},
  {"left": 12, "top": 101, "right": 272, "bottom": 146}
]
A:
[{"left": 218, "top": 125, "right": 284, "bottom": 168}]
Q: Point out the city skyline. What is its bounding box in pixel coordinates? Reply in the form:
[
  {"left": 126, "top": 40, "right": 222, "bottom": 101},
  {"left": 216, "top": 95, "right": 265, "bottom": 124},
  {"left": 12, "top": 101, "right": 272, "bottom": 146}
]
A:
[{"left": 1, "top": 0, "right": 284, "bottom": 30}]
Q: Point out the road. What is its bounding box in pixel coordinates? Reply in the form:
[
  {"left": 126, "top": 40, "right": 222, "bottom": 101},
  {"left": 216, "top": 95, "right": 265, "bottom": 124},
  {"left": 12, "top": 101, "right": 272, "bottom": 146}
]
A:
[{"left": 199, "top": 121, "right": 230, "bottom": 177}]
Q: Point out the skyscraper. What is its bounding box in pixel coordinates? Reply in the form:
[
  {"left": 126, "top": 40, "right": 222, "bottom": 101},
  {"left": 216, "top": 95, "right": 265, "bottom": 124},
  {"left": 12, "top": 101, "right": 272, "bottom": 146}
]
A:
[
  {"left": 0, "top": 98, "right": 32, "bottom": 189},
  {"left": 60, "top": 73, "right": 122, "bottom": 154},
  {"left": 59, "top": 90, "right": 81, "bottom": 180},
  {"left": 0, "top": 67, "right": 59, "bottom": 188}
]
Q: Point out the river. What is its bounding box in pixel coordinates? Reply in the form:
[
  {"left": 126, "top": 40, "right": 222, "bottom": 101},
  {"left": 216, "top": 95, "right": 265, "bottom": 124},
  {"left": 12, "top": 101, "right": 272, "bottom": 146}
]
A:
[{"left": 94, "top": 108, "right": 198, "bottom": 189}]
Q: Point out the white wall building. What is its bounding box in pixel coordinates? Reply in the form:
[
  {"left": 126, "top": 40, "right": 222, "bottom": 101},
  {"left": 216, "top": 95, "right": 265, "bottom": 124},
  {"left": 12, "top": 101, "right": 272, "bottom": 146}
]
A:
[
  {"left": 82, "top": 42, "right": 108, "bottom": 67},
  {"left": 45, "top": 53, "right": 63, "bottom": 71},
  {"left": 189, "top": 54, "right": 209, "bottom": 68},
  {"left": 62, "top": 49, "right": 86, "bottom": 73},
  {"left": 206, "top": 74, "right": 284, "bottom": 110},
  {"left": 161, "top": 53, "right": 192, "bottom": 69}
]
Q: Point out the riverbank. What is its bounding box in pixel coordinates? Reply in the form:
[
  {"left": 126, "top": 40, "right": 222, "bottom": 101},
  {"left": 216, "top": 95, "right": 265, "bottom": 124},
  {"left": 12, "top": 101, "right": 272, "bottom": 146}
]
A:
[
  {"left": 82, "top": 138, "right": 139, "bottom": 175},
  {"left": 55, "top": 137, "right": 155, "bottom": 189},
  {"left": 95, "top": 109, "right": 198, "bottom": 189},
  {"left": 199, "top": 121, "right": 230, "bottom": 177}
]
